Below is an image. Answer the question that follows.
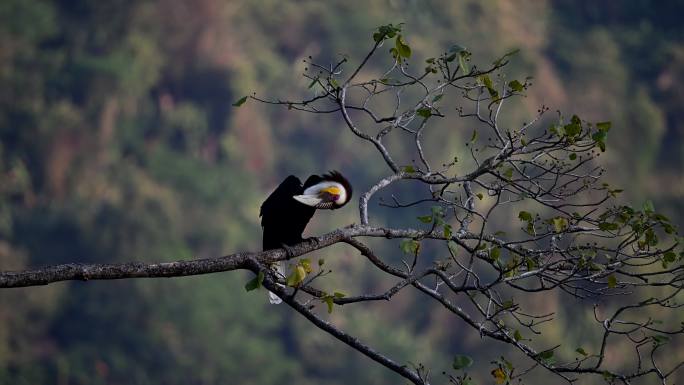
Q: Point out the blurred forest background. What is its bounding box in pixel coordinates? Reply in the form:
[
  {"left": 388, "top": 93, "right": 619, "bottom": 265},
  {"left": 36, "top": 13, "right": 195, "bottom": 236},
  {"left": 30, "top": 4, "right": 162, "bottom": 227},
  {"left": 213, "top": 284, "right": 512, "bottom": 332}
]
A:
[{"left": 0, "top": 1, "right": 682, "bottom": 384}]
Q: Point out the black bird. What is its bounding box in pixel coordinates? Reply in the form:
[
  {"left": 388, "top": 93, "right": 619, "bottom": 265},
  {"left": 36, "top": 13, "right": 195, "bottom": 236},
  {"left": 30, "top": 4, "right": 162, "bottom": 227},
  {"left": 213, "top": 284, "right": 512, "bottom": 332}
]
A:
[{"left": 260, "top": 171, "right": 352, "bottom": 303}]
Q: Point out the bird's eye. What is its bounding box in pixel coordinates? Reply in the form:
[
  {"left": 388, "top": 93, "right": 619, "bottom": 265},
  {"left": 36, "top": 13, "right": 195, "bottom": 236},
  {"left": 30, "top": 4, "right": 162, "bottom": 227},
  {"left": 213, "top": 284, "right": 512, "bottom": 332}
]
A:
[{"left": 332, "top": 194, "right": 340, "bottom": 201}]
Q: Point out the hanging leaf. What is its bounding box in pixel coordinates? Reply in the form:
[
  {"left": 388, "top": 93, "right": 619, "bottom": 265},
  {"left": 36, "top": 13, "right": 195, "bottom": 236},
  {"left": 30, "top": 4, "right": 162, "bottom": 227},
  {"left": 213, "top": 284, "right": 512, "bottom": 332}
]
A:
[
  {"left": 232, "top": 96, "right": 248, "bottom": 107},
  {"left": 395, "top": 35, "right": 412, "bottom": 59},
  {"left": 514, "top": 330, "right": 523, "bottom": 342},
  {"left": 400, "top": 239, "right": 420, "bottom": 255},
  {"left": 491, "top": 368, "right": 507, "bottom": 384},
  {"left": 417, "top": 215, "right": 433, "bottom": 223},
  {"left": 452, "top": 355, "right": 473, "bottom": 370},
  {"left": 493, "top": 48, "right": 520, "bottom": 67},
  {"left": 416, "top": 108, "right": 432, "bottom": 118},
  {"left": 552, "top": 217, "right": 568, "bottom": 233},
  {"left": 502, "top": 168, "right": 514, "bottom": 181},
  {"left": 323, "top": 296, "right": 334, "bottom": 313},
  {"left": 508, "top": 79, "right": 524, "bottom": 92},
  {"left": 490, "top": 247, "right": 501, "bottom": 261},
  {"left": 300, "top": 258, "right": 313, "bottom": 273},
  {"left": 536, "top": 349, "right": 555, "bottom": 363},
  {"left": 443, "top": 224, "right": 453, "bottom": 239},
  {"left": 244, "top": 271, "right": 265, "bottom": 292},
  {"left": 518, "top": 211, "right": 533, "bottom": 222},
  {"left": 596, "top": 121, "right": 612, "bottom": 132}
]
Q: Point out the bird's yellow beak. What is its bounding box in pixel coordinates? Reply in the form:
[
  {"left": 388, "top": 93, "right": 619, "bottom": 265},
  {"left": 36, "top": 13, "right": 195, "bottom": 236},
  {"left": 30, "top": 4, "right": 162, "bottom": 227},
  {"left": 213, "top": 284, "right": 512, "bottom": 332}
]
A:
[{"left": 320, "top": 186, "right": 341, "bottom": 195}]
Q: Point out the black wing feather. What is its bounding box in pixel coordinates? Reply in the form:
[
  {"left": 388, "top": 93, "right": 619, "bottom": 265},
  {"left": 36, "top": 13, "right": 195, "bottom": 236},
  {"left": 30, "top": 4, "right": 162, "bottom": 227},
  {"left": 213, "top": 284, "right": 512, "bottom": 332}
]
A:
[{"left": 260, "top": 175, "right": 316, "bottom": 250}]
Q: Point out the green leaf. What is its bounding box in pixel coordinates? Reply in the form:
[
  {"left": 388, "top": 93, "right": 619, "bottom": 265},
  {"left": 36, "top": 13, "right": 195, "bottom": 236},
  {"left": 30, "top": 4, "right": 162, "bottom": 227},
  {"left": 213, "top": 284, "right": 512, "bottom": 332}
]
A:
[
  {"left": 416, "top": 108, "right": 432, "bottom": 118},
  {"left": 502, "top": 167, "right": 513, "bottom": 181},
  {"left": 508, "top": 80, "right": 524, "bottom": 92},
  {"left": 318, "top": 258, "right": 325, "bottom": 266},
  {"left": 300, "top": 258, "right": 312, "bottom": 273},
  {"left": 452, "top": 354, "right": 474, "bottom": 370},
  {"left": 443, "top": 224, "right": 453, "bottom": 239},
  {"left": 401, "top": 165, "right": 417, "bottom": 173},
  {"left": 564, "top": 122, "right": 582, "bottom": 137},
  {"left": 324, "top": 296, "right": 334, "bottom": 313},
  {"left": 602, "top": 371, "right": 616, "bottom": 381},
  {"left": 470, "top": 129, "right": 478, "bottom": 142},
  {"left": 490, "top": 247, "right": 501, "bottom": 261},
  {"left": 643, "top": 200, "right": 655, "bottom": 213},
  {"left": 501, "top": 299, "right": 515, "bottom": 309},
  {"left": 552, "top": 217, "right": 568, "bottom": 233},
  {"left": 476, "top": 193, "right": 483, "bottom": 200},
  {"left": 537, "top": 349, "right": 554, "bottom": 361},
  {"left": 286, "top": 266, "right": 307, "bottom": 287},
  {"left": 607, "top": 275, "right": 617, "bottom": 288},
  {"left": 514, "top": 330, "right": 522, "bottom": 342},
  {"left": 395, "top": 35, "right": 411, "bottom": 59},
  {"left": 232, "top": 96, "right": 248, "bottom": 107},
  {"left": 400, "top": 239, "right": 420, "bottom": 255},
  {"left": 596, "top": 121, "right": 612, "bottom": 132},
  {"left": 518, "top": 211, "right": 533, "bottom": 222},
  {"left": 652, "top": 335, "right": 669, "bottom": 346},
  {"left": 374, "top": 23, "right": 403, "bottom": 42},
  {"left": 458, "top": 51, "right": 470, "bottom": 74},
  {"left": 664, "top": 251, "right": 677, "bottom": 263},
  {"left": 431, "top": 206, "right": 444, "bottom": 217},
  {"left": 592, "top": 131, "right": 607, "bottom": 152},
  {"left": 576, "top": 347, "right": 588, "bottom": 356},
  {"left": 432, "top": 94, "right": 443, "bottom": 103},
  {"left": 333, "top": 291, "right": 346, "bottom": 299},
  {"left": 244, "top": 270, "right": 265, "bottom": 292},
  {"left": 493, "top": 48, "right": 520, "bottom": 67},
  {"left": 569, "top": 153, "right": 577, "bottom": 160},
  {"left": 417, "top": 215, "right": 433, "bottom": 223},
  {"left": 479, "top": 75, "right": 499, "bottom": 99},
  {"left": 599, "top": 222, "right": 619, "bottom": 231}
]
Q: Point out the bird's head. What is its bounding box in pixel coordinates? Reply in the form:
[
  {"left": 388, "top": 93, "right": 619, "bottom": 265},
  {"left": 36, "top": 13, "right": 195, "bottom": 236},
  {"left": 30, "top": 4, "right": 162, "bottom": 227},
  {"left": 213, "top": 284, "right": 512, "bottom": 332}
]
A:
[{"left": 293, "top": 171, "right": 352, "bottom": 210}]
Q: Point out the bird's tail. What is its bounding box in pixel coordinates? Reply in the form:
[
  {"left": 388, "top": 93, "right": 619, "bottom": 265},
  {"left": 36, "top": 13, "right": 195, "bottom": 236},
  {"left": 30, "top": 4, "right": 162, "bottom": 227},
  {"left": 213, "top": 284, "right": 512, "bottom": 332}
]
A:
[{"left": 268, "top": 261, "right": 285, "bottom": 305}]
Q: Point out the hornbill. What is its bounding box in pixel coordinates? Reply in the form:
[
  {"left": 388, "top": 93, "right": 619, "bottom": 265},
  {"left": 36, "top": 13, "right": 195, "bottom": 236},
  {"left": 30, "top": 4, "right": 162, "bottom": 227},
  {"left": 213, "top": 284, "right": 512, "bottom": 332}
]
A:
[{"left": 260, "top": 171, "right": 352, "bottom": 304}]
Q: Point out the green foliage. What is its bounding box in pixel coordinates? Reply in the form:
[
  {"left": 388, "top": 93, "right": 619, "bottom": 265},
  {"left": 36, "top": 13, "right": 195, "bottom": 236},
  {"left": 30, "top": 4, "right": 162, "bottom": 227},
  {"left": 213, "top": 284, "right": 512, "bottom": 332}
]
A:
[
  {"left": 400, "top": 239, "right": 420, "bottom": 255},
  {"left": 232, "top": 96, "right": 248, "bottom": 107},
  {"left": 452, "top": 354, "right": 473, "bottom": 370},
  {"left": 245, "top": 271, "right": 265, "bottom": 291},
  {"left": 373, "top": 23, "right": 403, "bottom": 42},
  {"left": 286, "top": 259, "right": 313, "bottom": 287}
]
